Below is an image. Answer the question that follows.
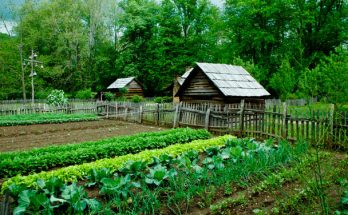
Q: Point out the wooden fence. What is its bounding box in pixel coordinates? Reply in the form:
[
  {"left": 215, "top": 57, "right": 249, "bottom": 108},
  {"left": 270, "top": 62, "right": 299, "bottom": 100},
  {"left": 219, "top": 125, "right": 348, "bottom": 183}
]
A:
[
  {"left": 100, "top": 101, "right": 347, "bottom": 149},
  {"left": 0, "top": 99, "right": 346, "bottom": 149}
]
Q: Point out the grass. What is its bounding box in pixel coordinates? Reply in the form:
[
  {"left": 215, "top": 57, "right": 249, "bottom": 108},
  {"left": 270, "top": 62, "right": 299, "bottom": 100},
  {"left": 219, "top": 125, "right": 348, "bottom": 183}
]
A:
[{"left": 0, "top": 113, "right": 98, "bottom": 126}]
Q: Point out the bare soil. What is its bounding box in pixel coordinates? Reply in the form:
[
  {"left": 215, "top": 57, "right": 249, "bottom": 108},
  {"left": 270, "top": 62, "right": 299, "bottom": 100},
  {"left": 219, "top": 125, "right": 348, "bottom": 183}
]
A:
[{"left": 0, "top": 119, "right": 166, "bottom": 152}]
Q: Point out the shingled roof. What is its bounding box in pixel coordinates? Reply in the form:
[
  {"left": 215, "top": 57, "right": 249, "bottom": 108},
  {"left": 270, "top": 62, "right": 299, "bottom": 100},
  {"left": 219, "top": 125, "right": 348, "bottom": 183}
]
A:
[
  {"left": 107, "top": 77, "right": 135, "bottom": 89},
  {"left": 177, "top": 63, "right": 270, "bottom": 97}
]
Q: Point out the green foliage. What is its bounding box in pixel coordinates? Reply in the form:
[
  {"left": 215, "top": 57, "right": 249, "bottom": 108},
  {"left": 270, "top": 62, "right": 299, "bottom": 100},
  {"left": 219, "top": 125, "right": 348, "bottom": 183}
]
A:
[
  {"left": 75, "top": 89, "right": 96, "bottom": 99},
  {"left": 0, "top": 128, "right": 210, "bottom": 178},
  {"left": 210, "top": 194, "right": 247, "bottom": 215},
  {"left": 2, "top": 135, "right": 230, "bottom": 193},
  {"left": 100, "top": 175, "right": 140, "bottom": 198},
  {"left": 6, "top": 136, "right": 311, "bottom": 214},
  {"left": 0, "top": 34, "right": 22, "bottom": 100},
  {"left": 118, "top": 88, "right": 128, "bottom": 97},
  {"left": 1, "top": 0, "right": 347, "bottom": 101},
  {"left": 13, "top": 180, "right": 100, "bottom": 215},
  {"left": 104, "top": 92, "right": 114, "bottom": 101},
  {"left": 154, "top": 96, "right": 172, "bottom": 103},
  {"left": 86, "top": 168, "right": 113, "bottom": 187},
  {"left": 300, "top": 48, "right": 348, "bottom": 104},
  {"left": 131, "top": 95, "right": 143, "bottom": 103},
  {"left": 270, "top": 59, "right": 297, "bottom": 100},
  {"left": 47, "top": 89, "right": 68, "bottom": 107},
  {"left": 336, "top": 191, "right": 348, "bottom": 215},
  {"left": 0, "top": 113, "right": 97, "bottom": 126},
  {"left": 145, "top": 165, "right": 177, "bottom": 186}
]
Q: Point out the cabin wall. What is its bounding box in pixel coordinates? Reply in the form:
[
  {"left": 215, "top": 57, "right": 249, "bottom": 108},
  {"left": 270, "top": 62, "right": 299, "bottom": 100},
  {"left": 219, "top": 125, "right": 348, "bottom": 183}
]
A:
[
  {"left": 126, "top": 80, "right": 144, "bottom": 97},
  {"left": 182, "top": 70, "right": 220, "bottom": 96},
  {"left": 111, "top": 80, "right": 144, "bottom": 98}
]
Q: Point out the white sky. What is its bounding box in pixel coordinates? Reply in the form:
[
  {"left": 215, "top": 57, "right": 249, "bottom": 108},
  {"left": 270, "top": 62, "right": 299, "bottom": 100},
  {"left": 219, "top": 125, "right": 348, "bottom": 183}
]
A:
[{"left": 0, "top": 20, "right": 16, "bottom": 35}]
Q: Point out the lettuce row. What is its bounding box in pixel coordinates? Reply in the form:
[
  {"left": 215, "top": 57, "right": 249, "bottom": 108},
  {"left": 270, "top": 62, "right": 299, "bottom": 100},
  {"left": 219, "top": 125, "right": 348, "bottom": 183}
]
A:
[
  {"left": 1, "top": 135, "right": 233, "bottom": 193},
  {"left": 0, "top": 128, "right": 211, "bottom": 177}
]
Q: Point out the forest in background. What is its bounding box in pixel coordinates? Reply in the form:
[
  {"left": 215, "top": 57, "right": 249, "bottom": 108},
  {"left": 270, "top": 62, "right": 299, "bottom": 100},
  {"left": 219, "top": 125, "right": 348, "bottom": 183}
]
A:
[{"left": 0, "top": 0, "right": 347, "bottom": 103}]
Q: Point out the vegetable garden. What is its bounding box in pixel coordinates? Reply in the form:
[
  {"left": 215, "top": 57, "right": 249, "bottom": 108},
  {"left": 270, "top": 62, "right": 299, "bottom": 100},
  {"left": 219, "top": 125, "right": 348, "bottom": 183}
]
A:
[
  {"left": 0, "top": 113, "right": 98, "bottom": 126},
  {"left": 0, "top": 128, "right": 346, "bottom": 214}
]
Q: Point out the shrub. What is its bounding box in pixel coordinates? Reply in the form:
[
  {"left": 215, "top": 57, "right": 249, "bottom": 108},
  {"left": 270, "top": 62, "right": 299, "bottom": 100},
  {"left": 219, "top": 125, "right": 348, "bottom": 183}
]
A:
[
  {"left": 119, "top": 88, "right": 128, "bottom": 97},
  {"left": 154, "top": 97, "right": 162, "bottom": 103},
  {"left": 131, "top": 95, "right": 143, "bottom": 103},
  {"left": 104, "top": 92, "right": 114, "bottom": 101},
  {"left": 75, "top": 89, "right": 96, "bottom": 99},
  {"left": 154, "top": 96, "right": 172, "bottom": 103},
  {"left": 47, "top": 90, "right": 68, "bottom": 106}
]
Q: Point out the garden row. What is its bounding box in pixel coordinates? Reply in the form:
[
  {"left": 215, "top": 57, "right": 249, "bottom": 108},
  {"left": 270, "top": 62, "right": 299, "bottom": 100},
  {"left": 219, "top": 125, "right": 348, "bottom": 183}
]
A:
[
  {"left": 2, "top": 136, "right": 312, "bottom": 214},
  {"left": 0, "top": 113, "right": 98, "bottom": 126},
  {"left": 0, "top": 128, "right": 210, "bottom": 177}
]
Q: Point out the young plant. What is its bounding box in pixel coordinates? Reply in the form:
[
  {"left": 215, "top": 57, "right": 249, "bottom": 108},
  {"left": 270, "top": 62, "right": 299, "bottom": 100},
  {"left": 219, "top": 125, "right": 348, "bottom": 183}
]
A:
[
  {"left": 203, "top": 155, "right": 225, "bottom": 170},
  {"left": 13, "top": 190, "right": 52, "bottom": 215},
  {"left": 86, "top": 168, "right": 113, "bottom": 187},
  {"left": 145, "top": 165, "right": 177, "bottom": 186},
  {"left": 60, "top": 183, "right": 101, "bottom": 214},
  {"left": 119, "top": 160, "right": 147, "bottom": 180},
  {"left": 100, "top": 174, "right": 140, "bottom": 199}
]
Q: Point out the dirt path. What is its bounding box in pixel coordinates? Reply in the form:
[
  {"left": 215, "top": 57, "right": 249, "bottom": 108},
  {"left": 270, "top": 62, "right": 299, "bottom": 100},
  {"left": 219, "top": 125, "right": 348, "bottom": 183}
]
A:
[{"left": 0, "top": 119, "right": 166, "bottom": 152}]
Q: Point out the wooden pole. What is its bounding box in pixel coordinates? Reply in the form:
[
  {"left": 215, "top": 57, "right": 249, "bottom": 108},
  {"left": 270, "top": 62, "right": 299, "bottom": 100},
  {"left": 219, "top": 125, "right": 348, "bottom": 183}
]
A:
[
  {"left": 106, "top": 104, "right": 109, "bottom": 118},
  {"left": 156, "top": 103, "right": 160, "bottom": 126},
  {"left": 173, "top": 104, "right": 180, "bottom": 128},
  {"left": 205, "top": 108, "right": 211, "bottom": 130},
  {"left": 282, "top": 102, "right": 288, "bottom": 139},
  {"left": 124, "top": 106, "right": 128, "bottom": 121},
  {"left": 329, "top": 104, "right": 335, "bottom": 146},
  {"left": 239, "top": 99, "right": 245, "bottom": 137},
  {"left": 139, "top": 105, "right": 143, "bottom": 123}
]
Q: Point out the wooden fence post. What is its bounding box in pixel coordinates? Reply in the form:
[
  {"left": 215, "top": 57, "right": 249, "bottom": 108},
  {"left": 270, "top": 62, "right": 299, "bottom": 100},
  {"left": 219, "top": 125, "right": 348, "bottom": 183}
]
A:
[
  {"left": 173, "top": 104, "right": 180, "bottom": 128},
  {"left": 239, "top": 99, "right": 245, "bottom": 137},
  {"left": 205, "top": 108, "right": 211, "bottom": 130},
  {"left": 329, "top": 104, "right": 335, "bottom": 145},
  {"left": 282, "top": 102, "right": 288, "bottom": 139},
  {"left": 106, "top": 103, "right": 109, "bottom": 118},
  {"left": 124, "top": 106, "right": 128, "bottom": 121},
  {"left": 155, "top": 103, "right": 160, "bottom": 125},
  {"left": 139, "top": 105, "right": 143, "bottom": 123}
]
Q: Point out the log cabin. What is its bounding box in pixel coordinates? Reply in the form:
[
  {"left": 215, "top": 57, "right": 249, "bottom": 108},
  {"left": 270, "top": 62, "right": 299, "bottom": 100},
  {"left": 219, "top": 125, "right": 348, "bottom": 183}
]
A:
[
  {"left": 175, "top": 63, "right": 270, "bottom": 105},
  {"left": 107, "top": 77, "right": 144, "bottom": 98}
]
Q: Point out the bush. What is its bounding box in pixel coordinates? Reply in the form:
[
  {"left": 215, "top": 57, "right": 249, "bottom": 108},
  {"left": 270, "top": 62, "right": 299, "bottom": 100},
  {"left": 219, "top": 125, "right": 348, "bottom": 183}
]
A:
[
  {"left": 154, "top": 96, "right": 172, "bottom": 103},
  {"left": 119, "top": 88, "right": 128, "bottom": 97},
  {"left": 75, "top": 89, "right": 96, "bottom": 99},
  {"left": 162, "top": 96, "right": 172, "bottom": 103},
  {"left": 131, "top": 95, "right": 143, "bottom": 103},
  {"left": 104, "top": 92, "right": 114, "bottom": 101},
  {"left": 154, "top": 97, "right": 162, "bottom": 103},
  {"left": 47, "top": 90, "right": 68, "bottom": 106}
]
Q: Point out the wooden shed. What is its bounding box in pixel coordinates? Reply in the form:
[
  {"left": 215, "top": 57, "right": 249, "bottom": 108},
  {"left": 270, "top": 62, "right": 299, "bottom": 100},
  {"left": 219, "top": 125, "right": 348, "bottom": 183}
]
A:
[
  {"left": 107, "top": 77, "right": 144, "bottom": 98},
  {"left": 175, "top": 63, "right": 270, "bottom": 104}
]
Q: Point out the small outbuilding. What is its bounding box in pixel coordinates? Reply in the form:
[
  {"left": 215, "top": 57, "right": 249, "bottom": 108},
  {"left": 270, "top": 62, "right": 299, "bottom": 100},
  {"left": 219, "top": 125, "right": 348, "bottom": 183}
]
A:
[
  {"left": 107, "top": 77, "right": 144, "bottom": 98},
  {"left": 175, "top": 63, "right": 270, "bottom": 105}
]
